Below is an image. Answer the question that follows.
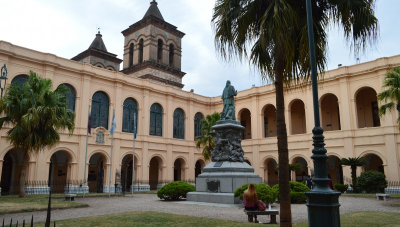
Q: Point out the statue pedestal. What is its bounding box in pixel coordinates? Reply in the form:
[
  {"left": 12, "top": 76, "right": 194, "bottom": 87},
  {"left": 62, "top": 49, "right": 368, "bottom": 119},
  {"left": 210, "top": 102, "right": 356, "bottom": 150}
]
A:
[{"left": 187, "top": 161, "right": 261, "bottom": 204}]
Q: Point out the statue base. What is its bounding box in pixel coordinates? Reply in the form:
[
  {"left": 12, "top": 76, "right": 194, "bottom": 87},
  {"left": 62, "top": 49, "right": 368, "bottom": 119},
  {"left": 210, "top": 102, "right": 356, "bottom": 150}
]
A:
[{"left": 187, "top": 161, "right": 262, "bottom": 204}]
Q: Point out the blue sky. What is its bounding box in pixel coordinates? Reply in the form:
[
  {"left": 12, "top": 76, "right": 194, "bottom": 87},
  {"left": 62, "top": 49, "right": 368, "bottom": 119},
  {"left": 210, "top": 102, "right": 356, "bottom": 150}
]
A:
[{"left": 0, "top": 0, "right": 399, "bottom": 97}]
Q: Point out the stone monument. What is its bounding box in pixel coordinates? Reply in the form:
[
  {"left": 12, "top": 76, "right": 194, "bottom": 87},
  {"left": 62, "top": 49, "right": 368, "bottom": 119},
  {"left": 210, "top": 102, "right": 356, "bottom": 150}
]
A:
[{"left": 187, "top": 80, "right": 262, "bottom": 204}]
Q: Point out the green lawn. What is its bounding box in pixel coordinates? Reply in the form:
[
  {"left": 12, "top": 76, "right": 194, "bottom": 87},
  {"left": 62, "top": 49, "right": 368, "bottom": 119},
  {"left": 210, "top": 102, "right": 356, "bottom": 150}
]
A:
[
  {"left": 341, "top": 193, "right": 400, "bottom": 199},
  {"left": 0, "top": 195, "right": 88, "bottom": 214},
  {"left": 34, "top": 211, "right": 400, "bottom": 227}
]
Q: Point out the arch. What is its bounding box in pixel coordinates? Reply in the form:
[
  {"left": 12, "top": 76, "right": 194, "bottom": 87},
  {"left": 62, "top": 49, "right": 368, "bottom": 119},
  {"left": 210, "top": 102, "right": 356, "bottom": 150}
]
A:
[
  {"left": 363, "top": 153, "right": 385, "bottom": 174},
  {"left": 327, "top": 155, "right": 344, "bottom": 185},
  {"left": 169, "top": 43, "right": 175, "bottom": 67},
  {"left": 173, "top": 108, "right": 185, "bottom": 139},
  {"left": 149, "top": 155, "right": 164, "bottom": 190},
  {"left": 173, "top": 157, "right": 186, "bottom": 181},
  {"left": 290, "top": 99, "right": 306, "bottom": 135},
  {"left": 262, "top": 104, "right": 277, "bottom": 137},
  {"left": 120, "top": 153, "right": 140, "bottom": 192},
  {"left": 194, "top": 112, "right": 204, "bottom": 138},
  {"left": 320, "top": 93, "right": 341, "bottom": 131},
  {"left": 239, "top": 108, "right": 252, "bottom": 139},
  {"left": 147, "top": 154, "right": 166, "bottom": 167},
  {"left": 355, "top": 86, "right": 380, "bottom": 128},
  {"left": 138, "top": 39, "right": 144, "bottom": 63},
  {"left": 46, "top": 147, "right": 76, "bottom": 164},
  {"left": 195, "top": 159, "right": 206, "bottom": 178},
  {"left": 94, "top": 62, "right": 106, "bottom": 68},
  {"left": 291, "top": 156, "right": 309, "bottom": 182},
  {"left": 122, "top": 98, "right": 138, "bottom": 133},
  {"left": 106, "top": 66, "right": 116, "bottom": 71},
  {"left": 245, "top": 158, "right": 252, "bottom": 166},
  {"left": 157, "top": 39, "right": 163, "bottom": 63},
  {"left": 149, "top": 103, "right": 163, "bottom": 136},
  {"left": 87, "top": 150, "right": 110, "bottom": 165},
  {"left": 262, "top": 157, "right": 278, "bottom": 186},
  {"left": 87, "top": 152, "right": 107, "bottom": 193},
  {"left": 0, "top": 149, "right": 30, "bottom": 195},
  {"left": 11, "top": 74, "right": 29, "bottom": 86},
  {"left": 91, "top": 91, "right": 110, "bottom": 130},
  {"left": 48, "top": 150, "right": 71, "bottom": 191},
  {"left": 129, "top": 43, "right": 134, "bottom": 67},
  {"left": 359, "top": 150, "right": 387, "bottom": 165},
  {"left": 58, "top": 83, "right": 76, "bottom": 111}
]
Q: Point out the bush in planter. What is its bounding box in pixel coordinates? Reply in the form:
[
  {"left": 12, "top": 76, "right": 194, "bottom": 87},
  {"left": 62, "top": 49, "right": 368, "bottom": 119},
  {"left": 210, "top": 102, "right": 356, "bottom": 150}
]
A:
[
  {"left": 157, "top": 181, "right": 195, "bottom": 201},
  {"left": 334, "top": 183, "right": 349, "bottom": 193},
  {"left": 234, "top": 183, "right": 277, "bottom": 204},
  {"left": 355, "top": 171, "right": 387, "bottom": 193},
  {"left": 272, "top": 181, "right": 310, "bottom": 203}
]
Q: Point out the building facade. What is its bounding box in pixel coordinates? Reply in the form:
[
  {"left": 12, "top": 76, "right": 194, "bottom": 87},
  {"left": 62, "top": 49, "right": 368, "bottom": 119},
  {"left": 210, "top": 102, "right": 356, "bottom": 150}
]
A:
[{"left": 1, "top": 1, "right": 400, "bottom": 194}]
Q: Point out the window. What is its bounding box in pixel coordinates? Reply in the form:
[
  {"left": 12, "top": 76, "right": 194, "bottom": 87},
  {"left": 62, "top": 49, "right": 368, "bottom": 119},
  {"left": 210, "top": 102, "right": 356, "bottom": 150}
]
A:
[
  {"left": 129, "top": 43, "right": 134, "bottom": 67},
  {"left": 58, "top": 83, "right": 76, "bottom": 111},
  {"left": 169, "top": 44, "right": 174, "bottom": 67},
  {"left": 264, "top": 117, "right": 268, "bottom": 137},
  {"left": 371, "top": 102, "right": 380, "bottom": 127},
  {"left": 173, "top": 108, "right": 185, "bottom": 139},
  {"left": 11, "top": 74, "right": 29, "bottom": 86},
  {"left": 150, "top": 103, "right": 162, "bottom": 136},
  {"left": 91, "top": 91, "right": 109, "bottom": 129},
  {"left": 139, "top": 39, "right": 144, "bottom": 63},
  {"left": 157, "top": 39, "right": 163, "bottom": 63},
  {"left": 122, "top": 98, "right": 138, "bottom": 133},
  {"left": 194, "top": 112, "right": 203, "bottom": 138}
]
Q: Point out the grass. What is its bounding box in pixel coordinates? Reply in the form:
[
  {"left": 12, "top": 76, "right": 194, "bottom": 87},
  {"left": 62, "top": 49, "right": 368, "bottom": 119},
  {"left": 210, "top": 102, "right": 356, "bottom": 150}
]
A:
[
  {"left": 33, "top": 211, "right": 400, "bottom": 227},
  {"left": 0, "top": 195, "right": 88, "bottom": 214}
]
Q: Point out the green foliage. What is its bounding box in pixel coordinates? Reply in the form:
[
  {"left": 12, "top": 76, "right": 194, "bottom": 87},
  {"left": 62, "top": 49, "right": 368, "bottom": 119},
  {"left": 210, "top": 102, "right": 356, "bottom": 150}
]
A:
[
  {"left": 356, "top": 171, "right": 388, "bottom": 193},
  {"left": 272, "top": 181, "right": 310, "bottom": 203},
  {"left": 377, "top": 66, "right": 400, "bottom": 130},
  {"left": 157, "top": 181, "right": 195, "bottom": 201},
  {"left": 340, "top": 157, "right": 368, "bottom": 193},
  {"left": 194, "top": 112, "right": 221, "bottom": 160},
  {"left": 233, "top": 183, "right": 277, "bottom": 204},
  {"left": 334, "top": 184, "right": 349, "bottom": 193}
]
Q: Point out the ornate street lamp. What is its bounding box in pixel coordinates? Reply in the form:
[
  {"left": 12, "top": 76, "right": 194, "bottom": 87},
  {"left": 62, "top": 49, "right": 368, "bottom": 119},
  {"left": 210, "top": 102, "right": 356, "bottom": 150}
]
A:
[
  {"left": 304, "top": 0, "right": 341, "bottom": 226},
  {"left": 0, "top": 63, "right": 7, "bottom": 98}
]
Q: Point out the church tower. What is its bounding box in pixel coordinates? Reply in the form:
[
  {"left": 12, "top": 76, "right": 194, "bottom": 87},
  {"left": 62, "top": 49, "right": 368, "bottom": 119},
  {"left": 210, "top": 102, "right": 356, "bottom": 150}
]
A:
[
  {"left": 72, "top": 31, "right": 122, "bottom": 71},
  {"left": 121, "top": 0, "right": 186, "bottom": 88}
]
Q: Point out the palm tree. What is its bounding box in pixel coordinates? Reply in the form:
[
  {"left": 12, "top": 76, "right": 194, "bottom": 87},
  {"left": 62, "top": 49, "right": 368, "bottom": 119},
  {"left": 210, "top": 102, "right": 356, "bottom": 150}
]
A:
[
  {"left": 377, "top": 66, "right": 400, "bottom": 129},
  {"left": 0, "top": 71, "right": 75, "bottom": 197},
  {"left": 212, "top": 1, "right": 378, "bottom": 225},
  {"left": 195, "top": 112, "right": 221, "bottom": 160},
  {"left": 340, "top": 157, "right": 367, "bottom": 192}
]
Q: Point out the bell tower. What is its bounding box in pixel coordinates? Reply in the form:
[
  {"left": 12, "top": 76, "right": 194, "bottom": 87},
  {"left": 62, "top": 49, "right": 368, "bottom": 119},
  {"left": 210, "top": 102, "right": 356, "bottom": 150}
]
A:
[{"left": 121, "top": 0, "right": 186, "bottom": 89}]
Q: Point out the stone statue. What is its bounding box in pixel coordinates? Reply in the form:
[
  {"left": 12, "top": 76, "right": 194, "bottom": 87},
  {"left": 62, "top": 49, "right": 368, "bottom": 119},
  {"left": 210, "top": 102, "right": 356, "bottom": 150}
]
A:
[{"left": 221, "top": 80, "right": 237, "bottom": 120}]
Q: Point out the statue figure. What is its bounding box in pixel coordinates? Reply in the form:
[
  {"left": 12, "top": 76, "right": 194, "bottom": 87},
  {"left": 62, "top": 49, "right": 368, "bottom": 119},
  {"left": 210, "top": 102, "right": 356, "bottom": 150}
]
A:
[{"left": 221, "top": 80, "right": 237, "bottom": 120}]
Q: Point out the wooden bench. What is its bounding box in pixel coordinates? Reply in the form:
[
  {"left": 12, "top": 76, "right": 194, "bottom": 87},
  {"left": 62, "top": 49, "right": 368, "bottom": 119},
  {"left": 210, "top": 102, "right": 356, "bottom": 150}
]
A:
[
  {"left": 245, "top": 210, "right": 279, "bottom": 224},
  {"left": 65, "top": 194, "right": 76, "bottom": 201},
  {"left": 376, "top": 193, "right": 390, "bottom": 201}
]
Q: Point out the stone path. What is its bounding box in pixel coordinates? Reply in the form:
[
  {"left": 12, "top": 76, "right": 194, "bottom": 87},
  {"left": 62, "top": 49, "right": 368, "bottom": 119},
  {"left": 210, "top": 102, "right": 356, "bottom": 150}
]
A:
[{"left": 1, "top": 194, "right": 399, "bottom": 224}]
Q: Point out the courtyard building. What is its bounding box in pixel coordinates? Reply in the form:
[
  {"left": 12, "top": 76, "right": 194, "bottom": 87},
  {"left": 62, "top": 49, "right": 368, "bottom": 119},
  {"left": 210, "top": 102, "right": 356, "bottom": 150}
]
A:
[{"left": 1, "top": 1, "right": 399, "bottom": 194}]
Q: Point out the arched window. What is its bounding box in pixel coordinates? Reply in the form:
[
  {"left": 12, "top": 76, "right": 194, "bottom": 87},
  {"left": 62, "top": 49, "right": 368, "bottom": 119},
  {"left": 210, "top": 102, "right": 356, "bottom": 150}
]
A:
[
  {"left": 150, "top": 103, "right": 162, "bottom": 136},
  {"left": 58, "top": 83, "right": 76, "bottom": 111},
  {"left": 91, "top": 91, "right": 109, "bottom": 129},
  {"left": 129, "top": 43, "right": 134, "bottom": 67},
  {"left": 157, "top": 39, "right": 163, "bottom": 63},
  {"left": 194, "top": 112, "right": 204, "bottom": 138},
  {"left": 173, "top": 108, "right": 185, "bottom": 139},
  {"left": 122, "top": 98, "right": 138, "bottom": 133},
  {"left": 169, "top": 44, "right": 174, "bottom": 67},
  {"left": 139, "top": 39, "right": 144, "bottom": 63},
  {"left": 11, "top": 74, "right": 29, "bottom": 86}
]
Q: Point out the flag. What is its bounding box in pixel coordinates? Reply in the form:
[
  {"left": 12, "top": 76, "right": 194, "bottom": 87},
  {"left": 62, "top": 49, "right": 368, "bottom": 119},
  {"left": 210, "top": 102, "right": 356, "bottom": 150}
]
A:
[
  {"left": 110, "top": 110, "right": 116, "bottom": 135},
  {"left": 133, "top": 113, "right": 137, "bottom": 140},
  {"left": 88, "top": 105, "right": 92, "bottom": 134}
]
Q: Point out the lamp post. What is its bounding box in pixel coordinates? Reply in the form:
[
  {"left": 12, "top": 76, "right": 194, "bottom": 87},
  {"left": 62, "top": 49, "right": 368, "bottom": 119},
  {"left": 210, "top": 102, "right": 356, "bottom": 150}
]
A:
[
  {"left": 0, "top": 64, "right": 7, "bottom": 98},
  {"left": 304, "top": 0, "right": 341, "bottom": 226}
]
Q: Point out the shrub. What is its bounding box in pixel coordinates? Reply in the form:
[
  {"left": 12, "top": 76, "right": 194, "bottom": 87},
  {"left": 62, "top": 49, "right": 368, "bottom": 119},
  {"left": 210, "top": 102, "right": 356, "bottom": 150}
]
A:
[
  {"left": 157, "top": 181, "right": 195, "bottom": 201},
  {"left": 356, "top": 171, "right": 387, "bottom": 193},
  {"left": 234, "top": 183, "right": 277, "bottom": 204},
  {"left": 272, "top": 181, "right": 310, "bottom": 203},
  {"left": 334, "top": 184, "right": 349, "bottom": 193}
]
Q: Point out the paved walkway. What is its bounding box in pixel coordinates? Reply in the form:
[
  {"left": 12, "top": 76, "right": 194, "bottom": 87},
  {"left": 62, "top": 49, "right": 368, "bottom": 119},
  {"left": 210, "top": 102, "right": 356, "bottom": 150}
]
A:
[{"left": 1, "top": 194, "right": 399, "bottom": 224}]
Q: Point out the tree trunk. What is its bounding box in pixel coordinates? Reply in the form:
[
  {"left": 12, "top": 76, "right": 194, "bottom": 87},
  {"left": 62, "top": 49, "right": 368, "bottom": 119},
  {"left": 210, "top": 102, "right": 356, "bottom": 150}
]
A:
[
  {"left": 275, "top": 64, "right": 292, "bottom": 226},
  {"left": 351, "top": 166, "right": 357, "bottom": 192},
  {"left": 19, "top": 151, "right": 29, "bottom": 198}
]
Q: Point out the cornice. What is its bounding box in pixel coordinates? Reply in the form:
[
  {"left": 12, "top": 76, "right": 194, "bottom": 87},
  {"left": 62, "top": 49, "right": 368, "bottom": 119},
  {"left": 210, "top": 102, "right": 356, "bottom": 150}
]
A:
[
  {"left": 122, "top": 16, "right": 185, "bottom": 38},
  {"left": 121, "top": 60, "right": 186, "bottom": 78}
]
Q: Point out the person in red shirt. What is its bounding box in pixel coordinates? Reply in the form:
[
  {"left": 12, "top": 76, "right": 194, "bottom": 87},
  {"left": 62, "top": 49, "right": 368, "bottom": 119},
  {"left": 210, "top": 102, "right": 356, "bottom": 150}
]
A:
[{"left": 243, "top": 184, "right": 259, "bottom": 223}]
